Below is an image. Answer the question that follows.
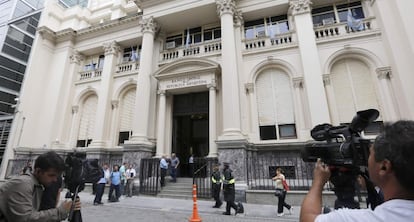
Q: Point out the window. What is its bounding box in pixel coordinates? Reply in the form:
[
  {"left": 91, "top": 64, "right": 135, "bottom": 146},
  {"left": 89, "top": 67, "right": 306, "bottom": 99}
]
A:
[
  {"left": 118, "top": 131, "right": 130, "bottom": 145},
  {"left": 312, "top": 1, "right": 364, "bottom": 26},
  {"left": 245, "top": 15, "right": 289, "bottom": 39},
  {"left": 256, "top": 69, "right": 297, "bottom": 140},
  {"left": 122, "top": 45, "right": 141, "bottom": 62},
  {"left": 203, "top": 27, "right": 221, "bottom": 41},
  {"left": 166, "top": 34, "right": 183, "bottom": 48}
]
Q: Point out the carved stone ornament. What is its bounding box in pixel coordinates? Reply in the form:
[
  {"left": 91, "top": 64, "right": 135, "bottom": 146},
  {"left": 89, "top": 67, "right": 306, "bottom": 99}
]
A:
[
  {"left": 293, "top": 77, "right": 304, "bottom": 88},
  {"left": 103, "top": 41, "right": 120, "bottom": 55},
  {"left": 70, "top": 50, "right": 84, "bottom": 64},
  {"left": 245, "top": 83, "right": 254, "bottom": 93},
  {"left": 233, "top": 10, "right": 244, "bottom": 27},
  {"left": 139, "top": 16, "right": 159, "bottom": 34},
  {"left": 322, "top": 74, "right": 331, "bottom": 86},
  {"left": 111, "top": 100, "right": 119, "bottom": 109},
  {"left": 376, "top": 67, "right": 392, "bottom": 80},
  {"left": 289, "top": 0, "right": 312, "bottom": 16},
  {"left": 157, "top": 90, "right": 166, "bottom": 95},
  {"left": 216, "top": 0, "right": 236, "bottom": 17},
  {"left": 72, "top": 106, "right": 79, "bottom": 114}
]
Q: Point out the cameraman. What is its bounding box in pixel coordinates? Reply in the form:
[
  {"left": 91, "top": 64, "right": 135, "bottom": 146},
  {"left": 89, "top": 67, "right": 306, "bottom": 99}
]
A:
[
  {"left": 300, "top": 120, "right": 414, "bottom": 222},
  {"left": 0, "top": 151, "right": 81, "bottom": 222}
]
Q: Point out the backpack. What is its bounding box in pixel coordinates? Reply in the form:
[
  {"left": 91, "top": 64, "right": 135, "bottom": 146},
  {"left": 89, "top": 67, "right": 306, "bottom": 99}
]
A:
[{"left": 237, "top": 202, "right": 244, "bottom": 214}]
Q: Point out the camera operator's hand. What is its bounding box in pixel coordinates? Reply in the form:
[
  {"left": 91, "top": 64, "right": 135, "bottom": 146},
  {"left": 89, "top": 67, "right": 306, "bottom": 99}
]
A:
[
  {"left": 61, "top": 198, "right": 81, "bottom": 212},
  {"left": 313, "top": 158, "right": 331, "bottom": 188}
]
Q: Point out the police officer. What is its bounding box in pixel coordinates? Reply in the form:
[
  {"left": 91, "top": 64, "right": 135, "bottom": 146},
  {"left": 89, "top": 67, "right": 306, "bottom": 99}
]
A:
[
  {"left": 211, "top": 163, "right": 222, "bottom": 208},
  {"left": 222, "top": 162, "right": 240, "bottom": 215}
]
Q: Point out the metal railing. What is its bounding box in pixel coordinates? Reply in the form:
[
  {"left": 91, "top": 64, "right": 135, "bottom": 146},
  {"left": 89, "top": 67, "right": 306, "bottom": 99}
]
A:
[
  {"left": 246, "top": 151, "right": 331, "bottom": 191},
  {"left": 192, "top": 157, "right": 218, "bottom": 198},
  {"left": 139, "top": 158, "right": 160, "bottom": 195}
]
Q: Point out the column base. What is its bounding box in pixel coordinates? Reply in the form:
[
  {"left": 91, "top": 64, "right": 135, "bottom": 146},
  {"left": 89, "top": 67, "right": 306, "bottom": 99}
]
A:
[
  {"left": 88, "top": 140, "right": 107, "bottom": 148},
  {"left": 124, "top": 135, "right": 153, "bottom": 146},
  {"left": 218, "top": 128, "right": 245, "bottom": 141}
]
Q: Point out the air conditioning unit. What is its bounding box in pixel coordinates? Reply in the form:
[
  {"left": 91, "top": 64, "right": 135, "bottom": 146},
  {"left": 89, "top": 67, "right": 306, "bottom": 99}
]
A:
[
  {"left": 257, "top": 30, "right": 266, "bottom": 38},
  {"left": 166, "top": 41, "right": 176, "bottom": 49}
]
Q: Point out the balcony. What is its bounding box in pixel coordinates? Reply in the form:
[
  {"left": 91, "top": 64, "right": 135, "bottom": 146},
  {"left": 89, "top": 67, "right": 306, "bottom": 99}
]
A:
[
  {"left": 314, "top": 17, "right": 377, "bottom": 41},
  {"left": 243, "top": 32, "right": 295, "bottom": 51},
  {"left": 160, "top": 39, "right": 222, "bottom": 63},
  {"left": 78, "top": 68, "right": 102, "bottom": 81},
  {"left": 115, "top": 61, "right": 139, "bottom": 77}
]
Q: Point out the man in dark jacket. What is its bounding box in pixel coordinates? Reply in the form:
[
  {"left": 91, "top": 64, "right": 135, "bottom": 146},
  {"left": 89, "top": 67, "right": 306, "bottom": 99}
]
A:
[
  {"left": 222, "top": 162, "right": 240, "bottom": 215},
  {"left": 211, "top": 163, "right": 222, "bottom": 208}
]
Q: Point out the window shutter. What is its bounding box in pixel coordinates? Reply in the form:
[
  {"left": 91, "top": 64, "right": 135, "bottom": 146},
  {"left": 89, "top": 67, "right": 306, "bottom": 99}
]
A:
[
  {"left": 119, "top": 89, "right": 136, "bottom": 131},
  {"left": 273, "top": 71, "right": 294, "bottom": 124},
  {"left": 78, "top": 95, "right": 98, "bottom": 140},
  {"left": 256, "top": 71, "right": 275, "bottom": 126}
]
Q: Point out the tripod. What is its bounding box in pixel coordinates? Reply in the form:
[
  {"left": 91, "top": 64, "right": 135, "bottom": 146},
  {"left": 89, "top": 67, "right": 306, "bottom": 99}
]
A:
[{"left": 66, "top": 185, "right": 82, "bottom": 222}]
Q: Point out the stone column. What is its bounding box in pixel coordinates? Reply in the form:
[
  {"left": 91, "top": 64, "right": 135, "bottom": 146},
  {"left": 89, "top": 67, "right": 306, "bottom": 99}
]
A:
[
  {"left": 155, "top": 90, "right": 166, "bottom": 157},
  {"left": 109, "top": 100, "right": 119, "bottom": 147},
  {"left": 127, "top": 17, "right": 158, "bottom": 145},
  {"left": 245, "top": 83, "right": 259, "bottom": 141},
  {"left": 323, "top": 74, "right": 339, "bottom": 125},
  {"left": 289, "top": 0, "right": 330, "bottom": 126},
  {"left": 292, "top": 77, "right": 308, "bottom": 138},
  {"left": 69, "top": 106, "right": 79, "bottom": 148},
  {"left": 207, "top": 82, "right": 217, "bottom": 157},
  {"left": 89, "top": 41, "right": 120, "bottom": 148},
  {"left": 216, "top": 0, "right": 243, "bottom": 139},
  {"left": 376, "top": 67, "right": 399, "bottom": 120}
]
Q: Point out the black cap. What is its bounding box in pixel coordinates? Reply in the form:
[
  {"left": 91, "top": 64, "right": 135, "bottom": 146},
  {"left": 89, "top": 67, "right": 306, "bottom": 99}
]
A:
[{"left": 223, "top": 162, "right": 230, "bottom": 166}]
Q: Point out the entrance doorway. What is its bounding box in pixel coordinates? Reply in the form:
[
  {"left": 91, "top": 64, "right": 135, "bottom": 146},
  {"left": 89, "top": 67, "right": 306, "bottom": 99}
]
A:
[{"left": 172, "top": 92, "right": 209, "bottom": 177}]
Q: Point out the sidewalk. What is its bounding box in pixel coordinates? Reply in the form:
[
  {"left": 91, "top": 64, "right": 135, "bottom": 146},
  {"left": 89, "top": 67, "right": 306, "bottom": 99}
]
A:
[{"left": 74, "top": 191, "right": 301, "bottom": 222}]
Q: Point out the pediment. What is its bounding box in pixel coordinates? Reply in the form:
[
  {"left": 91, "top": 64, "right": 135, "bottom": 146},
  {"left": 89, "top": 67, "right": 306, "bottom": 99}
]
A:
[{"left": 154, "top": 58, "right": 220, "bottom": 80}]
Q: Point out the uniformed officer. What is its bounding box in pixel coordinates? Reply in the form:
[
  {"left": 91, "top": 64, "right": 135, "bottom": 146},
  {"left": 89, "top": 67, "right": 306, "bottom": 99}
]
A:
[
  {"left": 211, "top": 163, "right": 222, "bottom": 208},
  {"left": 222, "top": 162, "right": 240, "bottom": 215}
]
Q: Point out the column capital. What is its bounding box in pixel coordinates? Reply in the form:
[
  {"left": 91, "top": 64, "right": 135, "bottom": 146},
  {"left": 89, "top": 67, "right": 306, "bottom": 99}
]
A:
[
  {"left": 322, "top": 74, "right": 331, "bottom": 86},
  {"left": 216, "top": 0, "right": 237, "bottom": 17},
  {"left": 376, "top": 67, "right": 392, "bottom": 80},
  {"left": 233, "top": 10, "right": 244, "bottom": 27},
  {"left": 157, "top": 89, "right": 166, "bottom": 95},
  {"left": 244, "top": 83, "right": 254, "bottom": 93},
  {"left": 111, "top": 100, "right": 119, "bottom": 109},
  {"left": 72, "top": 105, "right": 79, "bottom": 114},
  {"left": 103, "top": 41, "right": 120, "bottom": 56},
  {"left": 207, "top": 79, "right": 217, "bottom": 90},
  {"left": 289, "top": 0, "right": 313, "bottom": 16},
  {"left": 293, "top": 77, "right": 304, "bottom": 88},
  {"left": 140, "top": 16, "right": 159, "bottom": 34},
  {"left": 70, "top": 50, "right": 84, "bottom": 64}
]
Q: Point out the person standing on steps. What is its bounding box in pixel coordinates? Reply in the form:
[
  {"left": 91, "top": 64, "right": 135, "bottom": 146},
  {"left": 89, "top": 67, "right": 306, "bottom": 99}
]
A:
[
  {"left": 170, "top": 153, "right": 180, "bottom": 182},
  {"left": 160, "top": 155, "right": 168, "bottom": 187}
]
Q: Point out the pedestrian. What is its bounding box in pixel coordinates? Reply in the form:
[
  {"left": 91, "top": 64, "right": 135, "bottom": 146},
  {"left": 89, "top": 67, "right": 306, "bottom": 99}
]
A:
[
  {"left": 272, "top": 167, "right": 292, "bottom": 216},
  {"left": 170, "top": 153, "right": 180, "bottom": 182},
  {"left": 222, "top": 162, "right": 240, "bottom": 215},
  {"left": 108, "top": 165, "right": 121, "bottom": 202},
  {"left": 211, "top": 163, "right": 223, "bottom": 208},
  {"left": 188, "top": 154, "right": 194, "bottom": 177},
  {"left": 160, "top": 155, "right": 168, "bottom": 187},
  {"left": 0, "top": 151, "right": 81, "bottom": 222},
  {"left": 119, "top": 162, "right": 127, "bottom": 196},
  {"left": 125, "top": 164, "right": 136, "bottom": 197},
  {"left": 93, "top": 163, "right": 109, "bottom": 205},
  {"left": 300, "top": 120, "right": 414, "bottom": 222}
]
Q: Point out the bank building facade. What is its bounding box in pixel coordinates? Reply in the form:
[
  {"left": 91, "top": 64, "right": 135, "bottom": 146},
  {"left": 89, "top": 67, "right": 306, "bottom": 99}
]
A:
[{"left": 1, "top": 0, "right": 413, "bottom": 200}]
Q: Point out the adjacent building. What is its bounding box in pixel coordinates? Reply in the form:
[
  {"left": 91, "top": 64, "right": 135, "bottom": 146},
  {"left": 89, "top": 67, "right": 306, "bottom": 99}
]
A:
[{"left": 1, "top": 0, "right": 413, "bottom": 198}]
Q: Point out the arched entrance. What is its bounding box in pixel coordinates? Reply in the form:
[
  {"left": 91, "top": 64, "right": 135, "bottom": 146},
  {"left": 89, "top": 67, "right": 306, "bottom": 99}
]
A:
[{"left": 172, "top": 91, "right": 209, "bottom": 177}]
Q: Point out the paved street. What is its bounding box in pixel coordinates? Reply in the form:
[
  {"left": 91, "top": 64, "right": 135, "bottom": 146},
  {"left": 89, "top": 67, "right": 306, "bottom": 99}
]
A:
[{"left": 73, "top": 192, "right": 300, "bottom": 222}]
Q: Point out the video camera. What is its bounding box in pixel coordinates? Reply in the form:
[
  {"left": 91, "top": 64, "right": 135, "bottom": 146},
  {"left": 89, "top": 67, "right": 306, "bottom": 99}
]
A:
[
  {"left": 301, "top": 109, "right": 381, "bottom": 209},
  {"left": 64, "top": 152, "right": 103, "bottom": 222}
]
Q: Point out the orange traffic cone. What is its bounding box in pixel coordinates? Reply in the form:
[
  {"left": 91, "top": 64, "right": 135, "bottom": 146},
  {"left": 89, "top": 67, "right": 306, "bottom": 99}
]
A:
[{"left": 189, "top": 184, "right": 202, "bottom": 222}]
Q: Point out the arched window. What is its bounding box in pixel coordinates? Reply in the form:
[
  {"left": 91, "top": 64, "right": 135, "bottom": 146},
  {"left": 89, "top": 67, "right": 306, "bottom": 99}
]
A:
[
  {"left": 330, "top": 58, "right": 382, "bottom": 133},
  {"left": 256, "top": 69, "right": 296, "bottom": 140},
  {"left": 77, "top": 94, "right": 98, "bottom": 147},
  {"left": 118, "top": 88, "right": 136, "bottom": 145}
]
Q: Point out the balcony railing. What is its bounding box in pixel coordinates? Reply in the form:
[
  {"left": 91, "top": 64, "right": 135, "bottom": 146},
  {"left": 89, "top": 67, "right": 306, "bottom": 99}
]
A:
[
  {"left": 115, "top": 61, "right": 139, "bottom": 76},
  {"left": 78, "top": 69, "right": 102, "bottom": 81},
  {"left": 244, "top": 32, "right": 294, "bottom": 51},
  {"left": 314, "top": 17, "right": 375, "bottom": 40},
  {"left": 160, "top": 39, "right": 222, "bottom": 62}
]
